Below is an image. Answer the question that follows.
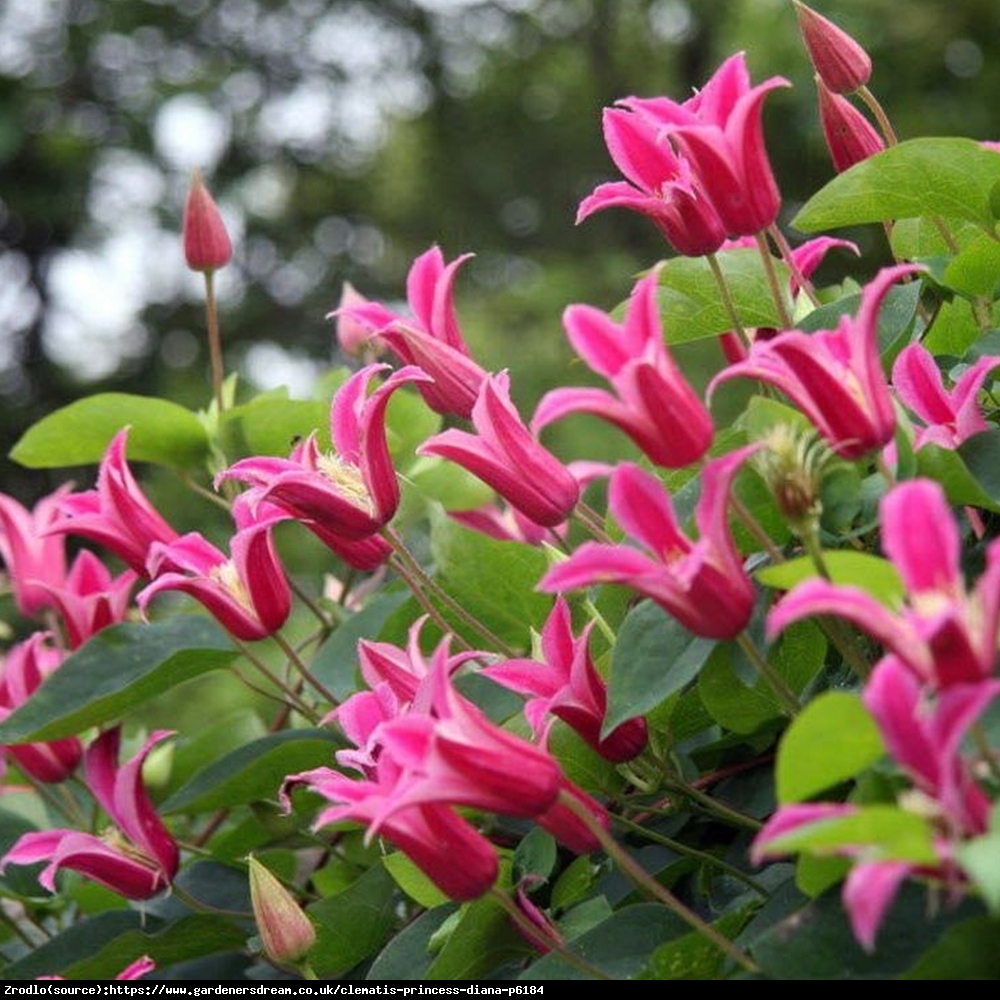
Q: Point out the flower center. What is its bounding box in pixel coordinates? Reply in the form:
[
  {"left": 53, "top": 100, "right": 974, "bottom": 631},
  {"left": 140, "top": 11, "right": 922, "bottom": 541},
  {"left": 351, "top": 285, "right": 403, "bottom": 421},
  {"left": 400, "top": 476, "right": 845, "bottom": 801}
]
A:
[{"left": 316, "top": 453, "right": 374, "bottom": 513}]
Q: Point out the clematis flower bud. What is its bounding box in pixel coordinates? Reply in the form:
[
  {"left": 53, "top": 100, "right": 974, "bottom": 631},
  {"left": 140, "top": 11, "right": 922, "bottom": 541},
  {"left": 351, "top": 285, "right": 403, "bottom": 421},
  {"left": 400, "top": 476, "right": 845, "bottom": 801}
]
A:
[
  {"left": 794, "top": 1, "right": 872, "bottom": 95},
  {"left": 816, "top": 77, "right": 885, "bottom": 173},
  {"left": 248, "top": 855, "right": 317, "bottom": 968},
  {"left": 183, "top": 170, "right": 233, "bottom": 272}
]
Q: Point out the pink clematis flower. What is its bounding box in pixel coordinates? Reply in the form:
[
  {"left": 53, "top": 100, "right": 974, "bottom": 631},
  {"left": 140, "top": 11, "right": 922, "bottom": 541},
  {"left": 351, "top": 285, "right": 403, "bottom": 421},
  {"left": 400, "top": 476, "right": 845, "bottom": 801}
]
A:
[
  {"left": 624, "top": 52, "right": 790, "bottom": 238},
  {"left": 218, "top": 363, "right": 430, "bottom": 542},
  {"left": 1, "top": 728, "right": 179, "bottom": 900},
  {"left": 484, "top": 597, "right": 647, "bottom": 763},
  {"left": 418, "top": 372, "right": 580, "bottom": 528},
  {"left": 577, "top": 105, "right": 726, "bottom": 257},
  {"left": 335, "top": 247, "right": 489, "bottom": 419},
  {"left": 709, "top": 264, "right": 921, "bottom": 459},
  {"left": 43, "top": 549, "right": 137, "bottom": 650},
  {"left": 753, "top": 654, "right": 1000, "bottom": 951},
  {"left": 540, "top": 446, "right": 759, "bottom": 640},
  {"left": 0, "top": 633, "right": 82, "bottom": 784},
  {"left": 533, "top": 269, "right": 713, "bottom": 469},
  {"left": 49, "top": 429, "right": 179, "bottom": 577},
  {"left": 138, "top": 497, "right": 291, "bottom": 642},
  {"left": 767, "top": 478, "right": 1000, "bottom": 688},
  {"left": 891, "top": 343, "right": 1000, "bottom": 452},
  {"left": 40, "top": 955, "right": 156, "bottom": 982},
  {"left": 0, "top": 486, "right": 71, "bottom": 618}
]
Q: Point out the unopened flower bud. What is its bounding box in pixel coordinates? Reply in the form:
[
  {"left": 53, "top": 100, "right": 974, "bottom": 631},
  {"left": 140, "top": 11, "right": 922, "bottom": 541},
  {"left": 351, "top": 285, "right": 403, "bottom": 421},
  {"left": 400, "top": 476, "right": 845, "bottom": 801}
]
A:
[
  {"left": 794, "top": 1, "right": 872, "bottom": 95},
  {"left": 816, "top": 77, "right": 885, "bottom": 173},
  {"left": 248, "top": 855, "right": 316, "bottom": 967},
  {"left": 183, "top": 170, "right": 233, "bottom": 273}
]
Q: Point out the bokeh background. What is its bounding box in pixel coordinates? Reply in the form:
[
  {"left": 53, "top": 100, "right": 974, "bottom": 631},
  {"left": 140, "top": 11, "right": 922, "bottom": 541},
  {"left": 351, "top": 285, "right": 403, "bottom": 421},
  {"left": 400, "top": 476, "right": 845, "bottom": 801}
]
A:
[{"left": 2, "top": 0, "right": 999, "bottom": 505}]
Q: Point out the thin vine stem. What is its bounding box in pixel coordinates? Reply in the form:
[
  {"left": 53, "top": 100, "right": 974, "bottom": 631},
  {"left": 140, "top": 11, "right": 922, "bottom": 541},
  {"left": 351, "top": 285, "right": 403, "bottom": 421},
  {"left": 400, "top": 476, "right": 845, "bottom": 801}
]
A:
[{"left": 754, "top": 231, "right": 793, "bottom": 329}]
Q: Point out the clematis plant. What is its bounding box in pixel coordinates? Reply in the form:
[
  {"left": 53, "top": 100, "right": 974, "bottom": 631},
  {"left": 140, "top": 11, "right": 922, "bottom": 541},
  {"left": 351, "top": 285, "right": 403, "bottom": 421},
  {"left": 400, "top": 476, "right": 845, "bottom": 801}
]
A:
[{"left": 4, "top": 3, "right": 1000, "bottom": 982}]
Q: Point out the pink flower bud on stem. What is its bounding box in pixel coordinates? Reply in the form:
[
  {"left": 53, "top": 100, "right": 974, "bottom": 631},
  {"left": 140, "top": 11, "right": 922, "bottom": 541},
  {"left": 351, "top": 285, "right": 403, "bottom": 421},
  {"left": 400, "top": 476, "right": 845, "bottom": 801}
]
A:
[
  {"left": 183, "top": 170, "right": 233, "bottom": 415},
  {"left": 793, "top": 2, "right": 872, "bottom": 95},
  {"left": 248, "top": 855, "right": 317, "bottom": 972}
]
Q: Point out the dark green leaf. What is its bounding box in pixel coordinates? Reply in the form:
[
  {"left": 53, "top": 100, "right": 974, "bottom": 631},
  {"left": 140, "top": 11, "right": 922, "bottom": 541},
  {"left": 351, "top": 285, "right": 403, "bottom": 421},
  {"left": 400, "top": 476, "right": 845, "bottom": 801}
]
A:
[
  {"left": 899, "top": 916, "right": 1000, "bottom": 979},
  {"left": 161, "top": 728, "right": 339, "bottom": 814},
  {"left": 367, "top": 905, "right": 459, "bottom": 981},
  {"left": 9, "top": 393, "right": 210, "bottom": 470},
  {"left": 307, "top": 863, "right": 397, "bottom": 979},
  {"left": 916, "top": 437, "right": 1000, "bottom": 513},
  {"left": 0, "top": 617, "right": 238, "bottom": 742},
  {"left": 607, "top": 600, "right": 716, "bottom": 735}
]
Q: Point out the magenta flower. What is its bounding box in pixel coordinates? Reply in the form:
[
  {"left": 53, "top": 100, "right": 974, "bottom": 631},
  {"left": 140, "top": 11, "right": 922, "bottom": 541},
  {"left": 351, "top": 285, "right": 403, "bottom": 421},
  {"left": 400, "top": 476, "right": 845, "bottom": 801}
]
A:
[
  {"left": 753, "top": 655, "right": 1000, "bottom": 951},
  {"left": 138, "top": 498, "right": 291, "bottom": 642},
  {"left": 710, "top": 264, "right": 921, "bottom": 459},
  {"left": 540, "top": 446, "right": 759, "bottom": 640},
  {"left": 577, "top": 105, "right": 726, "bottom": 256},
  {"left": 816, "top": 77, "right": 885, "bottom": 173},
  {"left": 891, "top": 343, "right": 1000, "bottom": 452},
  {"left": 49, "top": 429, "right": 179, "bottom": 576},
  {"left": 0, "top": 633, "right": 82, "bottom": 784},
  {"left": 794, "top": 1, "right": 873, "bottom": 95},
  {"left": 182, "top": 170, "right": 232, "bottom": 273},
  {"left": 767, "top": 478, "right": 1000, "bottom": 688},
  {"left": 336, "top": 247, "right": 489, "bottom": 418},
  {"left": 625, "top": 52, "right": 790, "bottom": 237},
  {"left": 43, "top": 549, "right": 137, "bottom": 650},
  {"left": 40, "top": 956, "right": 156, "bottom": 982},
  {"left": 484, "top": 597, "right": 647, "bottom": 763},
  {"left": 419, "top": 372, "right": 580, "bottom": 528},
  {"left": 1, "top": 728, "right": 179, "bottom": 900},
  {"left": 0, "top": 485, "right": 71, "bottom": 618},
  {"left": 533, "top": 269, "right": 713, "bottom": 469},
  {"left": 218, "top": 364, "right": 430, "bottom": 541}
]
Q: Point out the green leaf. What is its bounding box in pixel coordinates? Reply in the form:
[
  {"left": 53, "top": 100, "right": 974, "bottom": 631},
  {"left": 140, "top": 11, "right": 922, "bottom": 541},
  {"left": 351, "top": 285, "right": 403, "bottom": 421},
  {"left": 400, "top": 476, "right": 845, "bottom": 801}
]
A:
[
  {"left": 308, "top": 863, "right": 397, "bottom": 979},
  {"left": 646, "top": 906, "right": 755, "bottom": 980},
  {"left": 776, "top": 691, "right": 884, "bottom": 804},
  {"left": 0, "top": 617, "right": 238, "bottom": 742},
  {"left": 428, "top": 508, "right": 552, "bottom": 651},
  {"left": 943, "top": 233, "right": 1000, "bottom": 296},
  {"left": 657, "top": 248, "right": 790, "bottom": 343},
  {"left": 756, "top": 551, "right": 904, "bottom": 606},
  {"left": 383, "top": 851, "right": 450, "bottom": 909},
  {"left": 423, "top": 891, "right": 527, "bottom": 980},
  {"left": 899, "top": 916, "right": 1000, "bottom": 979},
  {"left": 955, "top": 827, "right": 1000, "bottom": 914},
  {"left": 161, "top": 728, "right": 339, "bottom": 814},
  {"left": 367, "top": 905, "right": 459, "bottom": 981},
  {"left": 522, "top": 902, "right": 689, "bottom": 980},
  {"left": 606, "top": 600, "right": 716, "bottom": 735},
  {"left": 9, "top": 393, "right": 210, "bottom": 470},
  {"left": 793, "top": 138, "right": 1000, "bottom": 231},
  {"left": 916, "top": 436, "right": 1000, "bottom": 513},
  {"left": 762, "top": 805, "right": 937, "bottom": 865},
  {"left": 221, "top": 389, "right": 331, "bottom": 457}
]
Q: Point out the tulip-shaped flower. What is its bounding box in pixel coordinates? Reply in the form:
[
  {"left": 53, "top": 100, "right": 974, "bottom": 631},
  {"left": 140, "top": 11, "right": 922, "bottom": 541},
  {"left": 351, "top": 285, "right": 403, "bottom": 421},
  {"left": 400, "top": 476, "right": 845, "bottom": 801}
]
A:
[
  {"left": 540, "top": 446, "right": 759, "bottom": 640},
  {"left": 793, "top": 1, "right": 872, "bottom": 95},
  {"left": 335, "top": 247, "right": 489, "bottom": 418},
  {"left": 419, "top": 372, "right": 580, "bottom": 528},
  {"left": 138, "top": 497, "right": 291, "bottom": 642},
  {"left": 533, "top": 269, "right": 713, "bottom": 468},
  {"left": 43, "top": 549, "right": 137, "bottom": 650},
  {"left": 49, "top": 429, "right": 179, "bottom": 576},
  {"left": 182, "top": 170, "right": 232, "bottom": 273},
  {"left": 709, "top": 264, "right": 920, "bottom": 459},
  {"left": 752, "top": 654, "right": 1000, "bottom": 951},
  {"left": 624, "top": 52, "right": 790, "bottom": 238},
  {"left": 577, "top": 105, "right": 726, "bottom": 257},
  {"left": 891, "top": 343, "right": 1000, "bottom": 452},
  {"left": 816, "top": 77, "right": 885, "bottom": 173},
  {"left": 218, "top": 364, "right": 430, "bottom": 542},
  {"left": 0, "top": 486, "right": 71, "bottom": 618},
  {"left": 484, "top": 597, "right": 647, "bottom": 763},
  {"left": 1, "top": 728, "right": 179, "bottom": 899},
  {"left": 768, "top": 478, "right": 1000, "bottom": 688},
  {"left": 0, "top": 633, "right": 82, "bottom": 784}
]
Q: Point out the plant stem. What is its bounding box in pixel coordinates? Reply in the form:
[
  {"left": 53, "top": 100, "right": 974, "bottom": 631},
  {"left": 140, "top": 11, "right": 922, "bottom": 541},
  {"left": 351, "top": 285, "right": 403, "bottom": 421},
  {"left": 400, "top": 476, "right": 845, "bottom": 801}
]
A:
[
  {"left": 707, "top": 251, "right": 751, "bottom": 347},
  {"left": 234, "top": 639, "right": 320, "bottom": 722},
  {"left": 557, "top": 791, "right": 760, "bottom": 975},
  {"left": 755, "top": 231, "right": 793, "bottom": 329},
  {"left": 768, "top": 224, "right": 820, "bottom": 307},
  {"left": 857, "top": 85, "right": 897, "bottom": 146},
  {"left": 273, "top": 631, "right": 339, "bottom": 708},
  {"left": 203, "top": 268, "right": 225, "bottom": 415}
]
